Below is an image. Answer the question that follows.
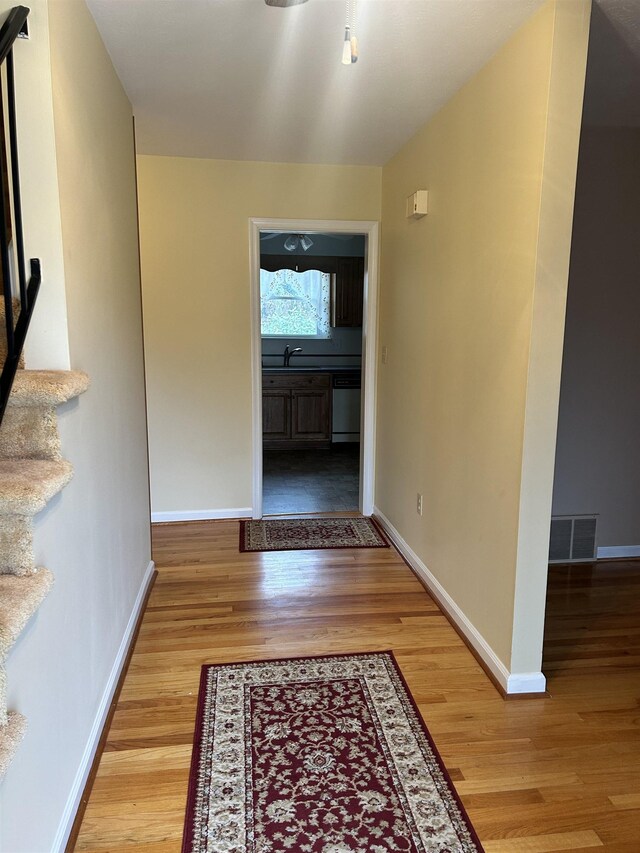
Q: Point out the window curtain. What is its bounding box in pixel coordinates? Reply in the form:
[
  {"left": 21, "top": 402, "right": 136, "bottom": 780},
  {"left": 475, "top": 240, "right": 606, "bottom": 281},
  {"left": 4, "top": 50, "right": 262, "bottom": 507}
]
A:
[{"left": 260, "top": 268, "right": 331, "bottom": 337}]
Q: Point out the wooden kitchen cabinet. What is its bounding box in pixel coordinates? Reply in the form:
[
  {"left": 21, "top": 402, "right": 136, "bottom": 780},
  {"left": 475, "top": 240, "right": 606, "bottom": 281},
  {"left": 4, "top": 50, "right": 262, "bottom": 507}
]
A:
[
  {"left": 332, "top": 257, "right": 364, "bottom": 327},
  {"left": 262, "top": 373, "right": 331, "bottom": 448},
  {"left": 262, "top": 390, "right": 291, "bottom": 440},
  {"left": 291, "top": 390, "right": 331, "bottom": 441}
]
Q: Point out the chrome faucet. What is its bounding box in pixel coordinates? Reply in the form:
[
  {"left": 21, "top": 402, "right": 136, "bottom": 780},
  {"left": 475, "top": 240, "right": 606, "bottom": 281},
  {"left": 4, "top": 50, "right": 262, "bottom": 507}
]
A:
[{"left": 283, "top": 345, "right": 302, "bottom": 367}]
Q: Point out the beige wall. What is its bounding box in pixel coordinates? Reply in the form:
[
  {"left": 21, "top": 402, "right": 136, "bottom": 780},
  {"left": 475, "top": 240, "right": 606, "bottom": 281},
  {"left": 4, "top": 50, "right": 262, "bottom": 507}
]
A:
[
  {"left": 2, "top": 2, "right": 151, "bottom": 850},
  {"left": 11, "top": 0, "right": 70, "bottom": 368},
  {"left": 552, "top": 127, "right": 640, "bottom": 550},
  {"left": 376, "top": 0, "right": 589, "bottom": 680},
  {"left": 137, "top": 156, "right": 381, "bottom": 516}
]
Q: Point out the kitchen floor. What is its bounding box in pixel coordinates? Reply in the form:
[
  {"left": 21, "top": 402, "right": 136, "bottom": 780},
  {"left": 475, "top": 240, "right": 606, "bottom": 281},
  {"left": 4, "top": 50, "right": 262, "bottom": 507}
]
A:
[{"left": 263, "top": 444, "right": 360, "bottom": 514}]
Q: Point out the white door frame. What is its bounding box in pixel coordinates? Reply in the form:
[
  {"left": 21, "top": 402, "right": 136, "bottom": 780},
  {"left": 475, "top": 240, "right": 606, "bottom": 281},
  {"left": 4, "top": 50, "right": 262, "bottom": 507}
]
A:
[{"left": 249, "top": 217, "right": 380, "bottom": 519}]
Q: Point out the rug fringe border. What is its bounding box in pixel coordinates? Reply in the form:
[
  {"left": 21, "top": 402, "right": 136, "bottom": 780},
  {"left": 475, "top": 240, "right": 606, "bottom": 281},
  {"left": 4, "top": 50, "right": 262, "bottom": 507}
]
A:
[{"left": 181, "top": 664, "right": 211, "bottom": 853}]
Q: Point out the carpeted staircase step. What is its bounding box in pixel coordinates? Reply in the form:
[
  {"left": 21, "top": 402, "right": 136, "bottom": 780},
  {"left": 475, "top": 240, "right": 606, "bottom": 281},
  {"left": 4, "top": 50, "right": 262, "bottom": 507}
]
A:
[
  {"left": 0, "top": 323, "right": 88, "bottom": 775},
  {"left": 0, "top": 459, "right": 73, "bottom": 515},
  {"left": 0, "top": 569, "right": 53, "bottom": 726},
  {"left": 6, "top": 370, "right": 90, "bottom": 407},
  {"left": 0, "top": 516, "right": 33, "bottom": 576},
  {"left": 0, "top": 568, "right": 53, "bottom": 660},
  {"left": 0, "top": 712, "right": 26, "bottom": 781},
  {"left": 0, "top": 370, "right": 90, "bottom": 460}
]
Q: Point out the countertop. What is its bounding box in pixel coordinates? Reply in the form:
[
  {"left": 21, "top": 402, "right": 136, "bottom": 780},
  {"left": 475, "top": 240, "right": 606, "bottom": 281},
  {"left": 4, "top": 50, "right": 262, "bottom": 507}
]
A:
[{"left": 262, "top": 365, "right": 361, "bottom": 375}]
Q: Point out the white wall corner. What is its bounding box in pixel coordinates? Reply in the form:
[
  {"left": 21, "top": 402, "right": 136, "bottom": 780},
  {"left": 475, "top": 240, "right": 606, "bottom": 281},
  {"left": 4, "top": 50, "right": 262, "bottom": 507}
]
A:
[
  {"left": 373, "top": 509, "right": 546, "bottom": 696},
  {"left": 52, "top": 560, "right": 156, "bottom": 853},
  {"left": 510, "top": 0, "right": 592, "bottom": 681},
  {"left": 151, "top": 508, "right": 252, "bottom": 523}
]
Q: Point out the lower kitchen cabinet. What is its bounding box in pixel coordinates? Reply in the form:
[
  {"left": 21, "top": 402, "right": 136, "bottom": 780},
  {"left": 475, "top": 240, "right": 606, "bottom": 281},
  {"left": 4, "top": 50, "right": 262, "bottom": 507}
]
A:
[
  {"left": 262, "top": 390, "right": 291, "bottom": 440},
  {"left": 262, "top": 373, "right": 331, "bottom": 448},
  {"left": 291, "top": 390, "right": 331, "bottom": 441}
]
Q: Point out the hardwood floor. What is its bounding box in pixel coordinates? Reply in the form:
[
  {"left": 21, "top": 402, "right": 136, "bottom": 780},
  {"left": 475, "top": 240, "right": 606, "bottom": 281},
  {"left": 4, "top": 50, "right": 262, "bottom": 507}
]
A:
[{"left": 72, "top": 522, "right": 640, "bottom": 852}]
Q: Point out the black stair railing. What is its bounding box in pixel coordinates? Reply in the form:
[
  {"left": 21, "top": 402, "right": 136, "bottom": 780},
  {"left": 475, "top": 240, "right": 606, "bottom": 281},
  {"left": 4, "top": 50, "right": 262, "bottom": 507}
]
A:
[{"left": 0, "top": 5, "right": 41, "bottom": 427}]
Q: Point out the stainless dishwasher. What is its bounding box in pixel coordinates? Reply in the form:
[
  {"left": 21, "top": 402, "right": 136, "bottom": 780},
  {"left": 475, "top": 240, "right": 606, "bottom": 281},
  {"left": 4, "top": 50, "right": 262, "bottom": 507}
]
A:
[{"left": 331, "top": 372, "right": 361, "bottom": 443}]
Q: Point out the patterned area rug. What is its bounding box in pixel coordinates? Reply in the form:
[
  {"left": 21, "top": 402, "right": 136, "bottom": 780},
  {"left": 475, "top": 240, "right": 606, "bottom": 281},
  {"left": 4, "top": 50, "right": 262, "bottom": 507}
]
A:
[
  {"left": 183, "top": 652, "right": 484, "bottom": 853},
  {"left": 240, "top": 516, "right": 389, "bottom": 553}
]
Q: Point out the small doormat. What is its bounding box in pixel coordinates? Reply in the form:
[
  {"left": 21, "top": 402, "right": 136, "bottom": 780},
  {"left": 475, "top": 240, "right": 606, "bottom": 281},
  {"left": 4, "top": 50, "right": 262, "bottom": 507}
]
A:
[
  {"left": 182, "top": 651, "right": 483, "bottom": 853},
  {"left": 239, "top": 516, "right": 390, "bottom": 552}
]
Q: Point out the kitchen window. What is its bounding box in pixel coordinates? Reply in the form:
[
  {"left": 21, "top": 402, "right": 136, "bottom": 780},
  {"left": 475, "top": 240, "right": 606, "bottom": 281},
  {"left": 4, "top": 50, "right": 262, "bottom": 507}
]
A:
[{"left": 260, "top": 268, "right": 332, "bottom": 339}]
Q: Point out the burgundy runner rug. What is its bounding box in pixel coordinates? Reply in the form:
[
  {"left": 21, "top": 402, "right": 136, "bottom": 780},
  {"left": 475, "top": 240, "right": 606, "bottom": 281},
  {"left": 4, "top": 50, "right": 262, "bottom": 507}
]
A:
[
  {"left": 182, "top": 651, "right": 484, "bottom": 853},
  {"left": 240, "top": 516, "right": 389, "bottom": 552}
]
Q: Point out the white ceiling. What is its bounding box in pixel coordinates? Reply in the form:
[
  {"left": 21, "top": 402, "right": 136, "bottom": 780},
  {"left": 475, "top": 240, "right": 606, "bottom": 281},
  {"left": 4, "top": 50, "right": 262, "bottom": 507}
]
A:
[
  {"left": 86, "top": 0, "right": 545, "bottom": 166},
  {"left": 583, "top": 0, "right": 640, "bottom": 127}
]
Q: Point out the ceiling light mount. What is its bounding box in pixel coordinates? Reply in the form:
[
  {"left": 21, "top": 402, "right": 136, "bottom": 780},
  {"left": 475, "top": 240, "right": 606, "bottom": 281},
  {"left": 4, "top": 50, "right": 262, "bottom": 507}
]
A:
[
  {"left": 264, "top": 0, "right": 309, "bottom": 6},
  {"left": 342, "top": 0, "right": 358, "bottom": 64}
]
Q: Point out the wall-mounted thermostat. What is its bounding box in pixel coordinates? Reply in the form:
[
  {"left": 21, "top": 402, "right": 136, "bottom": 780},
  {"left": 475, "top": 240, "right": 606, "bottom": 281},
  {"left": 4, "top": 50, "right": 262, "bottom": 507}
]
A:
[{"left": 406, "top": 190, "right": 428, "bottom": 219}]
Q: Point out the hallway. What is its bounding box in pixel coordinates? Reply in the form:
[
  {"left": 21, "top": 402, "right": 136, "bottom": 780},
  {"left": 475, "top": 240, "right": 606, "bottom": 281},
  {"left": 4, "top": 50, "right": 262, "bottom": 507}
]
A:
[{"left": 71, "top": 523, "right": 640, "bottom": 851}]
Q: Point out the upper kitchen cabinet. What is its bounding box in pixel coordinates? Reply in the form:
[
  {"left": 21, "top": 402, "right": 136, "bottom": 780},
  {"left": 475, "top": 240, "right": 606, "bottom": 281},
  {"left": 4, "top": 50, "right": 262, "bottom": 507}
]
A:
[
  {"left": 260, "top": 255, "right": 364, "bottom": 327},
  {"left": 332, "top": 257, "right": 364, "bottom": 328}
]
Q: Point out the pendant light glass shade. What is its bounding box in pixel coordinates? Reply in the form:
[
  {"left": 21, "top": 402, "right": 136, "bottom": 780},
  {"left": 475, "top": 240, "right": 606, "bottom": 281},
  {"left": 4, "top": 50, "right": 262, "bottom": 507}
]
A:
[
  {"left": 342, "top": 26, "right": 352, "bottom": 65},
  {"left": 282, "top": 234, "right": 314, "bottom": 252}
]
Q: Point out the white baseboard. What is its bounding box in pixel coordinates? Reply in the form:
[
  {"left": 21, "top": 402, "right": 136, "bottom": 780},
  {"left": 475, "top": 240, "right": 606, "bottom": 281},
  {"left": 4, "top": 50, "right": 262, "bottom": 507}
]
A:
[
  {"left": 506, "top": 671, "right": 547, "bottom": 694},
  {"left": 52, "top": 560, "right": 156, "bottom": 853},
  {"left": 373, "top": 508, "right": 546, "bottom": 696},
  {"left": 151, "top": 508, "right": 252, "bottom": 523},
  {"left": 597, "top": 545, "right": 640, "bottom": 559}
]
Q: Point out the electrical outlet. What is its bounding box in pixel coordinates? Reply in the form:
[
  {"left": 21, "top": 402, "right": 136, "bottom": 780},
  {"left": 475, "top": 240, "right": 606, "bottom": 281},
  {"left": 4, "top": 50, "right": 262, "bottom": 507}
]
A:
[
  {"left": 382, "top": 345, "right": 388, "bottom": 364},
  {"left": 417, "top": 493, "right": 423, "bottom": 516}
]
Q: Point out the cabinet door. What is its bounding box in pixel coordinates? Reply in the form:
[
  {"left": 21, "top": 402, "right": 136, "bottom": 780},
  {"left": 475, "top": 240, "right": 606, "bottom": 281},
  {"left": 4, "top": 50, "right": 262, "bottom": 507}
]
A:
[
  {"left": 262, "top": 390, "right": 291, "bottom": 440},
  {"left": 332, "top": 257, "right": 364, "bottom": 327},
  {"left": 291, "top": 390, "right": 331, "bottom": 440}
]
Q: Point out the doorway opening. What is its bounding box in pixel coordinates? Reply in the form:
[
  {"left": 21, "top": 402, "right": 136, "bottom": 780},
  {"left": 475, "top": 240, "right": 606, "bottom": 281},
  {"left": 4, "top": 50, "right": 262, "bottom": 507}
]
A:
[
  {"left": 249, "top": 218, "right": 379, "bottom": 519},
  {"left": 543, "top": 2, "right": 640, "bottom": 683}
]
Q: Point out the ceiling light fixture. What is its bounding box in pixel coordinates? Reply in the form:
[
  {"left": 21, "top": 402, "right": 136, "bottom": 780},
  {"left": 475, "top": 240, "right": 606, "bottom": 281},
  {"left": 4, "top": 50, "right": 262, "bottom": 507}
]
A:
[
  {"left": 282, "top": 234, "right": 314, "bottom": 252},
  {"left": 342, "top": 0, "right": 358, "bottom": 65},
  {"left": 264, "top": 0, "right": 308, "bottom": 6}
]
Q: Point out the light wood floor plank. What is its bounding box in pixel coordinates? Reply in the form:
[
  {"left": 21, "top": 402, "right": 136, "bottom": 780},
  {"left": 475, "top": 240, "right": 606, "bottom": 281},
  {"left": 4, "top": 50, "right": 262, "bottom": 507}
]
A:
[
  {"left": 71, "top": 521, "right": 640, "bottom": 851},
  {"left": 482, "top": 830, "right": 603, "bottom": 852}
]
